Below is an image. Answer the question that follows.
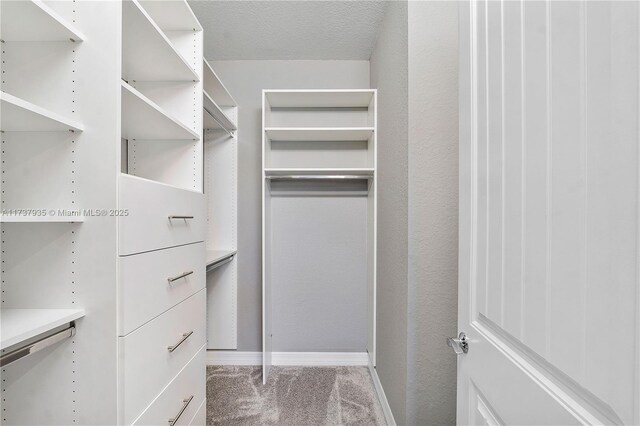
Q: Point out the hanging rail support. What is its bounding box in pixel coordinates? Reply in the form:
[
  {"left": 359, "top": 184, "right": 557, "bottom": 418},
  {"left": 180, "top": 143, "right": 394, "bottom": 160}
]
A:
[{"left": 0, "top": 323, "right": 76, "bottom": 367}]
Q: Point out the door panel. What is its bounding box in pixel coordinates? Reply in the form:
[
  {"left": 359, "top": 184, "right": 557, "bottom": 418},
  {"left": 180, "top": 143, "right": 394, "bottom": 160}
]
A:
[{"left": 459, "top": 1, "right": 640, "bottom": 424}]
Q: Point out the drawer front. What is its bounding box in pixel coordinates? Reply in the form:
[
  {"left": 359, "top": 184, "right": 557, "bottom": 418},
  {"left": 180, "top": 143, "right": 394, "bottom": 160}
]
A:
[
  {"left": 119, "top": 174, "right": 205, "bottom": 255},
  {"left": 119, "top": 242, "right": 205, "bottom": 336},
  {"left": 120, "top": 289, "right": 206, "bottom": 424},
  {"left": 133, "top": 347, "right": 206, "bottom": 426},
  {"left": 188, "top": 398, "right": 206, "bottom": 426}
]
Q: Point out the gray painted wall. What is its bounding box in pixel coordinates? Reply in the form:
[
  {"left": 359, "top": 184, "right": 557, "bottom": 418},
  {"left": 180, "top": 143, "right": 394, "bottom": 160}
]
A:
[
  {"left": 370, "top": 2, "right": 458, "bottom": 424},
  {"left": 407, "top": 2, "right": 459, "bottom": 425},
  {"left": 209, "top": 60, "right": 370, "bottom": 351},
  {"left": 369, "top": 1, "right": 409, "bottom": 424}
]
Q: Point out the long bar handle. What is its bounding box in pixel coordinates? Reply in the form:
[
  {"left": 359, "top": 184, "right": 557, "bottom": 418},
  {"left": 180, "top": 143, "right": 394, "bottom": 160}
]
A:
[
  {"left": 167, "top": 395, "right": 194, "bottom": 426},
  {"left": 167, "top": 331, "right": 193, "bottom": 353},
  {"left": 1, "top": 323, "right": 76, "bottom": 367},
  {"left": 167, "top": 271, "right": 194, "bottom": 283},
  {"left": 168, "top": 215, "right": 194, "bottom": 220}
]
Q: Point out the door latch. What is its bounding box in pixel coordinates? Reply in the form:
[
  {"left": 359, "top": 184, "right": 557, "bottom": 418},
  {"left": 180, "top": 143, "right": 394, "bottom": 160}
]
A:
[{"left": 447, "top": 332, "right": 469, "bottom": 355}]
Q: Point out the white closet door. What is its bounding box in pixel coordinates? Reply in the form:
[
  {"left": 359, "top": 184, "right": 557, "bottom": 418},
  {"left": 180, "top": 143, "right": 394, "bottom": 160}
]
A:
[{"left": 457, "top": 1, "right": 640, "bottom": 424}]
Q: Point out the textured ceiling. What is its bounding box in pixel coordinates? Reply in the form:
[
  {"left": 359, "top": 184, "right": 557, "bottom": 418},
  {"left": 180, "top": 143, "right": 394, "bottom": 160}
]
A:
[{"left": 188, "top": 1, "right": 388, "bottom": 60}]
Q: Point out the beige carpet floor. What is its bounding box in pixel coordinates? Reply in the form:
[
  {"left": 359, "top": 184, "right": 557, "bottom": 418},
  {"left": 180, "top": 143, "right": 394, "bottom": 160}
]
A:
[{"left": 206, "top": 366, "right": 386, "bottom": 426}]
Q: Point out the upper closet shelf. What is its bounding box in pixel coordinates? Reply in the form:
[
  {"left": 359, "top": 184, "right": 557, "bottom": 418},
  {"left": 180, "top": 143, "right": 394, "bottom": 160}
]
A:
[
  {"left": 1, "top": 308, "right": 85, "bottom": 350},
  {"left": 121, "top": 81, "right": 199, "bottom": 141},
  {"left": 265, "top": 127, "right": 373, "bottom": 141},
  {"left": 138, "top": 0, "right": 202, "bottom": 31},
  {"left": 0, "top": 214, "right": 85, "bottom": 223},
  {"left": 122, "top": 0, "right": 199, "bottom": 82},
  {"left": 265, "top": 90, "right": 375, "bottom": 108},
  {"left": 0, "top": 91, "right": 83, "bottom": 132},
  {"left": 0, "top": 0, "right": 84, "bottom": 42},
  {"left": 204, "top": 92, "right": 237, "bottom": 132},
  {"left": 203, "top": 59, "right": 237, "bottom": 107}
]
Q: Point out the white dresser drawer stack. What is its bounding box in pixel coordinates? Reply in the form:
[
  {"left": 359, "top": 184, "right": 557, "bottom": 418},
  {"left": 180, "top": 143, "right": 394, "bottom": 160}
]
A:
[{"left": 118, "top": 1, "right": 206, "bottom": 424}]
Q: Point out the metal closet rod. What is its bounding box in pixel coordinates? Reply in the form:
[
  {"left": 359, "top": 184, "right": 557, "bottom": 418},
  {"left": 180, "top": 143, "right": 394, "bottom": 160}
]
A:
[
  {"left": 0, "top": 322, "right": 76, "bottom": 367},
  {"left": 206, "top": 254, "right": 234, "bottom": 273},
  {"left": 266, "top": 175, "right": 372, "bottom": 180},
  {"left": 204, "top": 108, "right": 234, "bottom": 136}
]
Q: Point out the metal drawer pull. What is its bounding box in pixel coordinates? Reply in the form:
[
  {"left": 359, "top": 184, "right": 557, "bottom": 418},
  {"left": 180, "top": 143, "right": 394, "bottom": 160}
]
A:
[
  {"left": 167, "top": 331, "right": 193, "bottom": 352},
  {"left": 168, "top": 215, "right": 194, "bottom": 220},
  {"left": 168, "top": 395, "right": 194, "bottom": 426},
  {"left": 167, "top": 270, "right": 194, "bottom": 283}
]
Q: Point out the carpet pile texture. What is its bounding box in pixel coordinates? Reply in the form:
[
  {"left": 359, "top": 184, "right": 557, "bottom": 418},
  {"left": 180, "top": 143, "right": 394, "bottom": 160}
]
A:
[{"left": 206, "top": 365, "right": 386, "bottom": 425}]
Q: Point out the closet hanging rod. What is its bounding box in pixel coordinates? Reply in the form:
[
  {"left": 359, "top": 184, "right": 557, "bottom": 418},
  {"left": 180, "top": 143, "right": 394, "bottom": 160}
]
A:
[
  {"left": 0, "top": 323, "right": 76, "bottom": 367},
  {"left": 206, "top": 254, "right": 234, "bottom": 273},
  {"left": 266, "top": 175, "right": 372, "bottom": 180},
  {"left": 204, "top": 107, "right": 234, "bottom": 136}
]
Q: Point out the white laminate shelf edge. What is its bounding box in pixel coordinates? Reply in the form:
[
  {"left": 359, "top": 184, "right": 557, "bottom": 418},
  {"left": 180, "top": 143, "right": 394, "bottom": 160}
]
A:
[
  {"left": 265, "top": 127, "right": 374, "bottom": 142},
  {"left": 122, "top": 0, "right": 198, "bottom": 82},
  {"left": 0, "top": 0, "right": 85, "bottom": 42},
  {"left": 138, "top": 0, "right": 202, "bottom": 31},
  {"left": 264, "top": 168, "right": 375, "bottom": 177},
  {"left": 121, "top": 81, "right": 200, "bottom": 141},
  {"left": 203, "top": 59, "right": 236, "bottom": 107},
  {"left": 1, "top": 308, "right": 85, "bottom": 350},
  {"left": 203, "top": 91, "right": 237, "bottom": 132},
  {"left": 0, "top": 91, "right": 84, "bottom": 132},
  {"left": 0, "top": 215, "right": 85, "bottom": 223}
]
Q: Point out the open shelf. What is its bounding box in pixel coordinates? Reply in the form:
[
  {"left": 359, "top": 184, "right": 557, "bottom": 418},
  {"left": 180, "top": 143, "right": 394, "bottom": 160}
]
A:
[
  {"left": 0, "top": 91, "right": 83, "bottom": 132},
  {"left": 265, "top": 127, "right": 374, "bottom": 141},
  {"left": 122, "top": 0, "right": 198, "bottom": 82},
  {"left": 265, "top": 90, "right": 375, "bottom": 108},
  {"left": 138, "top": 0, "right": 202, "bottom": 31},
  {"left": 0, "top": 214, "right": 85, "bottom": 223},
  {"left": 204, "top": 91, "right": 237, "bottom": 132},
  {"left": 1, "top": 308, "right": 85, "bottom": 350},
  {"left": 203, "top": 60, "right": 237, "bottom": 107},
  {"left": 121, "top": 81, "right": 199, "bottom": 141},
  {"left": 0, "top": 0, "right": 84, "bottom": 42},
  {"left": 265, "top": 168, "right": 374, "bottom": 177}
]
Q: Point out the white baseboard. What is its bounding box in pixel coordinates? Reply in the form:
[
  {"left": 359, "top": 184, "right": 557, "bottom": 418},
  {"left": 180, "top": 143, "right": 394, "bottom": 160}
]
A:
[
  {"left": 206, "top": 350, "right": 369, "bottom": 366},
  {"left": 368, "top": 354, "right": 397, "bottom": 426}
]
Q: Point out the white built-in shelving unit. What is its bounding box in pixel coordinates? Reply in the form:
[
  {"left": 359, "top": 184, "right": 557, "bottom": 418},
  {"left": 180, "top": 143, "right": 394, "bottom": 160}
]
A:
[
  {"left": 203, "top": 58, "right": 239, "bottom": 350},
  {"left": 1, "top": 1, "right": 207, "bottom": 424},
  {"left": 261, "top": 89, "right": 377, "bottom": 382}
]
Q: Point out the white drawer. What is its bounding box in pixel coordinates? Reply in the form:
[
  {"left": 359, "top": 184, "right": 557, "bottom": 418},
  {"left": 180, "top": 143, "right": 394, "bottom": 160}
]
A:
[
  {"left": 133, "top": 347, "right": 206, "bottom": 426},
  {"left": 119, "top": 242, "right": 205, "bottom": 336},
  {"left": 188, "top": 398, "right": 206, "bottom": 426},
  {"left": 119, "top": 289, "right": 206, "bottom": 424},
  {"left": 119, "top": 174, "right": 205, "bottom": 255}
]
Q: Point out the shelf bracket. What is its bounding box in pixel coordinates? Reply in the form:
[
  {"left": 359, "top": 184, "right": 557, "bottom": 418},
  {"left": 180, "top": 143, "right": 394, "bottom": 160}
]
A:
[{"left": 1, "top": 322, "right": 76, "bottom": 367}]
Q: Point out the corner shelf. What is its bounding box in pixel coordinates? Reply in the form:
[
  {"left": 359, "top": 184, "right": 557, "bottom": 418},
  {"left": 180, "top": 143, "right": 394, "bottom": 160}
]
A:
[
  {"left": 122, "top": 0, "right": 198, "bottom": 82},
  {"left": 0, "top": 91, "right": 83, "bottom": 132},
  {"left": 121, "top": 81, "right": 199, "bottom": 141},
  {"left": 203, "top": 91, "right": 237, "bottom": 132},
  {"left": 1, "top": 308, "right": 85, "bottom": 350},
  {"left": 265, "top": 127, "right": 374, "bottom": 141},
  {"left": 0, "top": 0, "right": 85, "bottom": 42}
]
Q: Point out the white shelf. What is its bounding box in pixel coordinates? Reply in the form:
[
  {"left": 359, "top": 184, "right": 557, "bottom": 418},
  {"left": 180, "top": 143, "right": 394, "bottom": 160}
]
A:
[
  {"left": 0, "top": 91, "right": 83, "bottom": 132},
  {"left": 265, "top": 127, "right": 374, "bottom": 141},
  {"left": 122, "top": 0, "right": 198, "bottom": 82},
  {"left": 206, "top": 250, "right": 237, "bottom": 267},
  {"left": 121, "top": 81, "right": 199, "bottom": 141},
  {"left": 1, "top": 308, "right": 85, "bottom": 350},
  {"left": 203, "top": 91, "right": 237, "bottom": 132},
  {"left": 0, "top": 0, "right": 84, "bottom": 42},
  {"left": 265, "top": 168, "right": 375, "bottom": 177},
  {"left": 265, "top": 90, "right": 375, "bottom": 108},
  {"left": 138, "top": 0, "right": 202, "bottom": 31},
  {"left": 203, "top": 59, "right": 237, "bottom": 107},
  {"left": 0, "top": 214, "right": 85, "bottom": 223}
]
